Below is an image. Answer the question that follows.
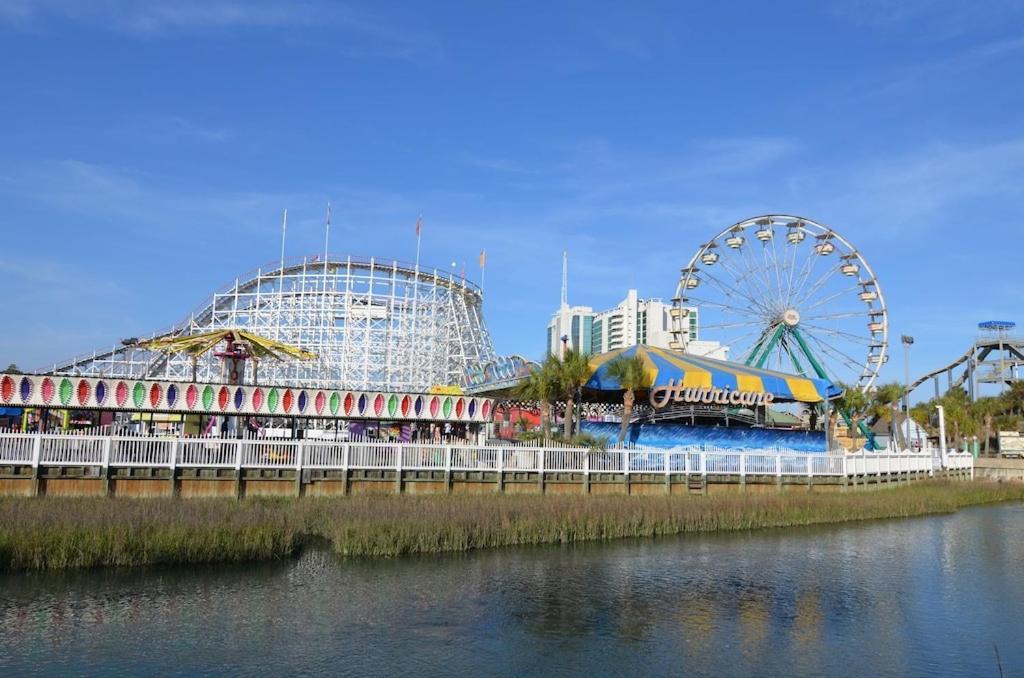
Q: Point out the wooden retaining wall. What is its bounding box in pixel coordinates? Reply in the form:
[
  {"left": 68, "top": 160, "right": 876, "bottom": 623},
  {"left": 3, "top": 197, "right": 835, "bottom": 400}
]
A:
[{"left": 0, "top": 464, "right": 973, "bottom": 499}]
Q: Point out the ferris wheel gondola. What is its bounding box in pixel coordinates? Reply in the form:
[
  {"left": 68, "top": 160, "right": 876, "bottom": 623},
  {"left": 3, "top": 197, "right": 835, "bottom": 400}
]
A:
[{"left": 671, "top": 215, "right": 888, "bottom": 392}]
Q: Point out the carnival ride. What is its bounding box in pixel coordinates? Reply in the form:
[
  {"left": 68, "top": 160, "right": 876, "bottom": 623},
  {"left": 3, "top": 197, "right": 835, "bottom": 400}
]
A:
[
  {"left": 137, "top": 328, "right": 317, "bottom": 383},
  {"left": 44, "top": 255, "right": 498, "bottom": 393},
  {"left": 907, "top": 321, "right": 1024, "bottom": 401},
  {"left": 670, "top": 215, "right": 888, "bottom": 392}
]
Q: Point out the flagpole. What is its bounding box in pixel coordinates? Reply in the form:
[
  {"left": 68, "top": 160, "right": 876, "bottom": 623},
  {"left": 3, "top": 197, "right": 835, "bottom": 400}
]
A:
[
  {"left": 279, "top": 208, "right": 288, "bottom": 274},
  {"left": 322, "top": 202, "right": 332, "bottom": 361},
  {"left": 479, "top": 249, "right": 486, "bottom": 297},
  {"left": 414, "top": 213, "right": 422, "bottom": 273},
  {"left": 277, "top": 208, "right": 288, "bottom": 343},
  {"left": 324, "top": 202, "right": 331, "bottom": 264}
]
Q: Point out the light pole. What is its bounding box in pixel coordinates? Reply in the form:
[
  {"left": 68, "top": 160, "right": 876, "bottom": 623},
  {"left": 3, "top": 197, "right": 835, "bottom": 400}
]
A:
[{"left": 902, "top": 335, "right": 914, "bottom": 451}]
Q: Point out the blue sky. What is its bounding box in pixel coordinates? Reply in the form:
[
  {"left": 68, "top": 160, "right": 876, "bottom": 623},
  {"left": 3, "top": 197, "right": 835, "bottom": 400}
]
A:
[{"left": 1, "top": 0, "right": 1023, "bottom": 393}]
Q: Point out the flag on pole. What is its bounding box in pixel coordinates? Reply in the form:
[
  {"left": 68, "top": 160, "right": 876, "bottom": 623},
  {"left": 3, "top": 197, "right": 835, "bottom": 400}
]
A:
[
  {"left": 479, "top": 249, "right": 486, "bottom": 268},
  {"left": 415, "top": 214, "right": 423, "bottom": 237}
]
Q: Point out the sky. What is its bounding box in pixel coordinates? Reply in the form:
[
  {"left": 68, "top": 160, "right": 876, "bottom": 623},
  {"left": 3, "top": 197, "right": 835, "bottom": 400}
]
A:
[{"left": 1, "top": 0, "right": 1023, "bottom": 395}]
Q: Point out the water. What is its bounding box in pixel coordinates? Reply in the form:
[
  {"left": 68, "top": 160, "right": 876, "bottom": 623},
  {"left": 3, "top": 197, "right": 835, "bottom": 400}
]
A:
[{"left": 3, "top": 504, "right": 1024, "bottom": 677}]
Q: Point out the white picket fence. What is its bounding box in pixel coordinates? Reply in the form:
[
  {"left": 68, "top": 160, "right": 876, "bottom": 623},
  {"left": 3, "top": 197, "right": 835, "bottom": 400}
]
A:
[{"left": 0, "top": 431, "right": 974, "bottom": 478}]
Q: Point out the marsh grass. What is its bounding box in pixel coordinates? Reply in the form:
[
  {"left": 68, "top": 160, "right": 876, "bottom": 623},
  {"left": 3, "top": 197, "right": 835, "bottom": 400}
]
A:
[{"left": 1, "top": 481, "right": 1021, "bottom": 571}]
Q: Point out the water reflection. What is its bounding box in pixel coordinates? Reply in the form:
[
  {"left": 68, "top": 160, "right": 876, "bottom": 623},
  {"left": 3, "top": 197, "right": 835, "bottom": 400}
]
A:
[{"left": 1, "top": 504, "right": 1023, "bottom": 676}]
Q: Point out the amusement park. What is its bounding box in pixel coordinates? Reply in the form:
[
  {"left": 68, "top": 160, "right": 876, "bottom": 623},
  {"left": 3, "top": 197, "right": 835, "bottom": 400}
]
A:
[{"left": 0, "top": 212, "right": 987, "bottom": 500}]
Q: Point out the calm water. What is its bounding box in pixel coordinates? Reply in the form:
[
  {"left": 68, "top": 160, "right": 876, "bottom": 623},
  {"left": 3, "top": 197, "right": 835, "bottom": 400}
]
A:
[{"left": 2, "top": 504, "right": 1024, "bottom": 677}]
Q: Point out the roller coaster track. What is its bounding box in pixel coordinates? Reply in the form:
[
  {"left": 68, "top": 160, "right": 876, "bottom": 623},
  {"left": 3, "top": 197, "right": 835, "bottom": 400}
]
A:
[{"left": 908, "top": 338, "right": 1024, "bottom": 400}]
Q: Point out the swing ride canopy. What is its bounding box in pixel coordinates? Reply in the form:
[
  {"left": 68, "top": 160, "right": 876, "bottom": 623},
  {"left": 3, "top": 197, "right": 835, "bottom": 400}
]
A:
[
  {"left": 137, "top": 329, "right": 317, "bottom": 362},
  {"left": 585, "top": 345, "right": 841, "bottom": 403}
]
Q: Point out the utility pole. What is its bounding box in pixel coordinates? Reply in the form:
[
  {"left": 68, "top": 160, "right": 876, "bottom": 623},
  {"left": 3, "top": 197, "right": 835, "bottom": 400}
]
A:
[{"left": 902, "top": 335, "right": 914, "bottom": 451}]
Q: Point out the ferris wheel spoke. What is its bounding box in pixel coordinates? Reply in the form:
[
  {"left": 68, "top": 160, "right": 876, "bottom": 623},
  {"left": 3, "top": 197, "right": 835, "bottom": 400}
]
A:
[
  {"left": 803, "top": 329, "right": 866, "bottom": 376},
  {"left": 766, "top": 235, "right": 788, "bottom": 309},
  {"left": 700, "top": 319, "right": 769, "bottom": 331},
  {"left": 698, "top": 267, "right": 772, "bottom": 315},
  {"left": 738, "top": 237, "right": 784, "bottom": 308},
  {"left": 682, "top": 294, "right": 765, "bottom": 319},
  {"left": 784, "top": 231, "right": 802, "bottom": 307},
  {"left": 800, "top": 283, "right": 864, "bottom": 314},
  {"left": 790, "top": 248, "right": 824, "bottom": 310},
  {"left": 716, "top": 255, "right": 774, "bottom": 312},
  {"left": 800, "top": 322, "right": 874, "bottom": 346},
  {"left": 793, "top": 263, "right": 844, "bottom": 310},
  {"left": 801, "top": 311, "right": 868, "bottom": 322}
]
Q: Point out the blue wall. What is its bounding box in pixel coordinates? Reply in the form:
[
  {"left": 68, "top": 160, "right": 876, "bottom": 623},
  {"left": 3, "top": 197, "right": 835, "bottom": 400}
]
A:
[{"left": 580, "top": 421, "right": 826, "bottom": 452}]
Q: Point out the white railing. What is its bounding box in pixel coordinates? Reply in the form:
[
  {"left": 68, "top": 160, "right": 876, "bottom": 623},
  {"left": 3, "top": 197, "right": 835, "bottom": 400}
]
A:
[{"left": 0, "top": 432, "right": 975, "bottom": 480}]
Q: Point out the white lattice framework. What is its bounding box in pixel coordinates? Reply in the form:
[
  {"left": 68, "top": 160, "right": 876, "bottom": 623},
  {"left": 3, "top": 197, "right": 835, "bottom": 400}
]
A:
[{"left": 45, "top": 255, "right": 497, "bottom": 392}]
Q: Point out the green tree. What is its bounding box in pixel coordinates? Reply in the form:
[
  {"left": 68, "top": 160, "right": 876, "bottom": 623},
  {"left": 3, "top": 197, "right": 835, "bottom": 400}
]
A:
[
  {"left": 2, "top": 363, "right": 19, "bottom": 374},
  {"left": 971, "top": 396, "right": 1004, "bottom": 454},
  {"left": 604, "top": 355, "right": 651, "bottom": 446},
  {"left": 554, "top": 349, "right": 593, "bottom": 438},
  {"left": 939, "top": 387, "right": 975, "bottom": 449},
  {"left": 514, "top": 358, "right": 559, "bottom": 440},
  {"left": 834, "top": 383, "right": 870, "bottom": 449},
  {"left": 1004, "top": 380, "right": 1024, "bottom": 417}
]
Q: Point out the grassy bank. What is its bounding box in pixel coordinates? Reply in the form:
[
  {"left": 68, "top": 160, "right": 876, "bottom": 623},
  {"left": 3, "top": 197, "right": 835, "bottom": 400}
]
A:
[{"left": 1, "top": 481, "right": 1022, "bottom": 571}]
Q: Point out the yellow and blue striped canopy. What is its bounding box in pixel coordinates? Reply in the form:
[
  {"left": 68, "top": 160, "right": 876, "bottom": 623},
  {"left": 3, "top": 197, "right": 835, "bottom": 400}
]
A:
[{"left": 585, "top": 345, "right": 840, "bottom": 403}]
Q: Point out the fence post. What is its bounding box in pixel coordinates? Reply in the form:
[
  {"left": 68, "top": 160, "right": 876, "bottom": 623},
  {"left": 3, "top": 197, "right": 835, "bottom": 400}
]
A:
[
  {"left": 296, "top": 441, "right": 305, "bottom": 498},
  {"left": 582, "top": 447, "right": 590, "bottom": 495},
  {"left": 342, "top": 442, "right": 350, "bottom": 496},
  {"left": 234, "top": 439, "right": 244, "bottom": 499},
  {"left": 623, "top": 448, "right": 631, "bottom": 496},
  {"left": 739, "top": 453, "right": 746, "bottom": 493},
  {"left": 537, "top": 447, "right": 545, "bottom": 494},
  {"left": 30, "top": 434, "right": 42, "bottom": 497},
  {"left": 497, "top": 445, "right": 505, "bottom": 493},
  {"left": 101, "top": 436, "right": 112, "bottom": 497},
  {"left": 775, "top": 453, "right": 782, "bottom": 493},
  {"left": 394, "top": 443, "right": 403, "bottom": 495},
  {"left": 806, "top": 454, "right": 813, "bottom": 492},
  {"left": 664, "top": 449, "right": 671, "bottom": 495},
  {"left": 699, "top": 450, "right": 707, "bottom": 495},
  {"left": 444, "top": 445, "right": 452, "bottom": 494},
  {"left": 169, "top": 438, "right": 179, "bottom": 498}
]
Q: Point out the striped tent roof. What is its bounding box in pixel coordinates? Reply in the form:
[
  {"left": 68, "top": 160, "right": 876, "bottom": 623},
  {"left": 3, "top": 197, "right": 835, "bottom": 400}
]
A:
[{"left": 585, "top": 345, "right": 841, "bottom": 403}]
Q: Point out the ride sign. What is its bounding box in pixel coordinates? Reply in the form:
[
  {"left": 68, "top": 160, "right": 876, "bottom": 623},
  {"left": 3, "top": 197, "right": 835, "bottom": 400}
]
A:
[{"left": 649, "top": 379, "right": 775, "bottom": 409}]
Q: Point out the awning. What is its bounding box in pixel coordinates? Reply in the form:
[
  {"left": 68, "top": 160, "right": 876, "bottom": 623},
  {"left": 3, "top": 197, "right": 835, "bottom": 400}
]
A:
[{"left": 585, "top": 345, "right": 841, "bottom": 403}]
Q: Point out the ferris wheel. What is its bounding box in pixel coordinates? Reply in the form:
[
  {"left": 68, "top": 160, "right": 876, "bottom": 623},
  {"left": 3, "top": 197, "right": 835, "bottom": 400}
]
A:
[{"left": 670, "top": 215, "right": 888, "bottom": 391}]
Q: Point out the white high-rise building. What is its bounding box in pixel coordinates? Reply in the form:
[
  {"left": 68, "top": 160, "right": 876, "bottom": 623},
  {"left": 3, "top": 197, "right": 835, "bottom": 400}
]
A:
[
  {"left": 546, "top": 288, "right": 727, "bottom": 359},
  {"left": 546, "top": 304, "right": 595, "bottom": 358},
  {"left": 545, "top": 254, "right": 725, "bottom": 359}
]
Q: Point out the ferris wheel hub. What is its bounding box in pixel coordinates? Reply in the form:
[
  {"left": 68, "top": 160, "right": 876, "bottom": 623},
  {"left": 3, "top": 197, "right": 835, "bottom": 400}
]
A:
[{"left": 781, "top": 309, "right": 800, "bottom": 327}]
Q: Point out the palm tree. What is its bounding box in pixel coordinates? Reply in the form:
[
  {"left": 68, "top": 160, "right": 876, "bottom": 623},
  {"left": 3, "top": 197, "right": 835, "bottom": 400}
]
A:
[
  {"left": 972, "top": 396, "right": 1004, "bottom": 454},
  {"left": 604, "top": 355, "right": 650, "bottom": 446},
  {"left": 834, "top": 383, "right": 870, "bottom": 449},
  {"left": 514, "top": 361, "right": 559, "bottom": 439},
  {"left": 554, "top": 349, "right": 593, "bottom": 438}
]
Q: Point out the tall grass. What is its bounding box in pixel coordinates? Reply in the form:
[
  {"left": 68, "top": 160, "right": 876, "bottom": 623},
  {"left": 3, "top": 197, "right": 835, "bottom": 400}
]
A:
[{"left": 0, "top": 481, "right": 1021, "bottom": 571}]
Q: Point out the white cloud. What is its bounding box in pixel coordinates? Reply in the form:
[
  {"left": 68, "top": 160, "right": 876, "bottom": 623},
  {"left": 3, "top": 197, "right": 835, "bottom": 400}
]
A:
[
  {"left": 0, "top": 0, "right": 443, "bottom": 60},
  {"left": 830, "top": 0, "right": 1024, "bottom": 39}
]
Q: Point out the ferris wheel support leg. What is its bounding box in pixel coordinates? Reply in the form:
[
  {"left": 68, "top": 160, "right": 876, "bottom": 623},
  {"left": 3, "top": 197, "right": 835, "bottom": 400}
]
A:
[
  {"left": 790, "top": 326, "right": 877, "bottom": 450},
  {"left": 752, "top": 325, "right": 784, "bottom": 369}
]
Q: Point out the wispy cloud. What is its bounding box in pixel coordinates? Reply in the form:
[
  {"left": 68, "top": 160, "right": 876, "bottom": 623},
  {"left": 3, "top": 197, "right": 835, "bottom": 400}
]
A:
[
  {"left": 110, "top": 115, "right": 234, "bottom": 144},
  {"left": 830, "top": 0, "right": 1024, "bottom": 39},
  {"left": 0, "top": 0, "right": 443, "bottom": 60},
  {"left": 802, "top": 137, "right": 1024, "bottom": 230}
]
